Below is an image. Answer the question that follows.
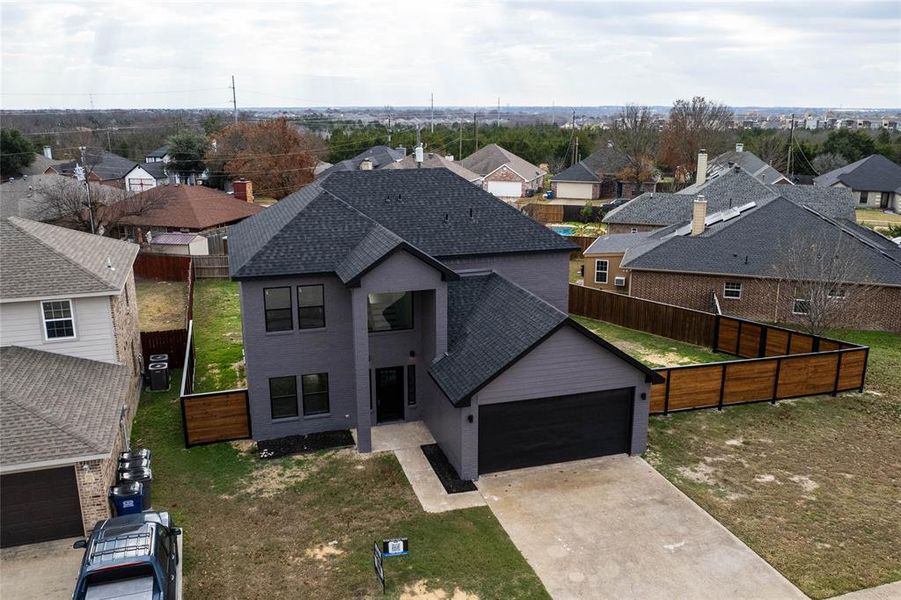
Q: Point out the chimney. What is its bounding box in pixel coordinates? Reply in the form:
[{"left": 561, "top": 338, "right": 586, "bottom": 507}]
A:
[
  {"left": 696, "top": 149, "right": 708, "bottom": 185},
  {"left": 43, "top": 145, "right": 53, "bottom": 160},
  {"left": 735, "top": 142, "right": 744, "bottom": 153},
  {"left": 414, "top": 144, "right": 424, "bottom": 167},
  {"left": 692, "top": 195, "right": 707, "bottom": 236},
  {"left": 360, "top": 158, "right": 373, "bottom": 170},
  {"left": 233, "top": 179, "right": 254, "bottom": 203}
]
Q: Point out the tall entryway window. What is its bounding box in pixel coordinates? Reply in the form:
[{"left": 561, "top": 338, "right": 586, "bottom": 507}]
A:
[{"left": 375, "top": 366, "right": 405, "bottom": 423}]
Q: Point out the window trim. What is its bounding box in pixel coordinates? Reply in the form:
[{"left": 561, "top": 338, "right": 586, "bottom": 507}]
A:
[
  {"left": 41, "top": 299, "right": 77, "bottom": 341},
  {"left": 594, "top": 260, "right": 608, "bottom": 284},
  {"left": 858, "top": 191, "right": 868, "bottom": 205},
  {"left": 297, "top": 284, "right": 326, "bottom": 330},
  {"left": 367, "top": 291, "right": 415, "bottom": 333},
  {"left": 301, "top": 372, "right": 330, "bottom": 417},
  {"left": 263, "top": 286, "right": 293, "bottom": 333},
  {"left": 792, "top": 298, "right": 810, "bottom": 315},
  {"left": 723, "top": 282, "right": 742, "bottom": 300},
  {"left": 269, "top": 376, "right": 299, "bottom": 420}
]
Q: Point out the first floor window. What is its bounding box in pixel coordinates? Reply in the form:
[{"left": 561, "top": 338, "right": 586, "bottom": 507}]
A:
[
  {"left": 594, "top": 260, "right": 608, "bottom": 284},
  {"left": 859, "top": 191, "right": 868, "bottom": 204},
  {"left": 723, "top": 282, "right": 742, "bottom": 299},
  {"left": 302, "top": 373, "right": 330, "bottom": 416},
  {"left": 264, "top": 287, "right": 292, "bottom": 332},
  {"left": 297, "top": 285, "right": 325, "bottom": 329},
  {"left": 407, "top": 365, "right": 416, "bottom": 406},
  {"left": 368, "top": 292, "right": 413, "bottom": 332},
  {"left": 269, "top": 376, "right": 298, "bottom": 419},
  {"left": 828, "top": 287, "right": 846, "bottom": 300},
  {"left": 792, "top": 298, "right": 810, "bottom": 315},
  {"left": 42, "top": 300, "right": 75, "bottom": 339}
]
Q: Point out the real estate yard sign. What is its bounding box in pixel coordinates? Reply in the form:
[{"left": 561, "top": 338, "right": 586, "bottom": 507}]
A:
[
  {"left": 373, "top": 538, "right": 409, "bottom": 593},
  {"left": 382, "top": 538, "right": 409, "bottom": 557},
  {"left": 372, "top": 542, "right": 385, "bottom": 593}
]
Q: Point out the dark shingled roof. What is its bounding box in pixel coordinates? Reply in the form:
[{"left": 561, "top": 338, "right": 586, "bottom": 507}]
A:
[
  {"left": 145, "top": 145, "right": 169, "bottom": 159},
  {"left": 51, "top": 150, "right": 138, "bottom": 181},
  {"left": 623, "top": 197, "right": 901, "bottom": 286},
  {"left": 551, "top": 161, "right": 600, "bottom": 183},
  {"left": 1, "top": 347, "right": 134, "bottom": 467},
  {"left": 604, "top": 167, "right": 854, "bottom": 226},
  {"left": 460, "top": 144, "right": 545, "bottom": 181},
  {"left": 229, "top": 169, "right": 575, "bottom": 279},
  {"left": 814, "top": 154, "right": 901, "bottom": 192},
  {"left": 138, "top": 161, "right": 167, "bottom": 179},
  {"left": 682, "top": 148, "right": 789, "bottom": 188},
  {"left": 317, "top": 145, "right": 405, "bottom": 178}
]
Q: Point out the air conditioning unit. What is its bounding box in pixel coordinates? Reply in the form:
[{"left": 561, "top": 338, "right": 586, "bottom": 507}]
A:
[{"left": 614, "top": 276, "right": 626, "bottom": 287}]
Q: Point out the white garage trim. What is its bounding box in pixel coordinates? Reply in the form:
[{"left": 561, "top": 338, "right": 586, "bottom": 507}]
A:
[
  {"left": 487, "top": 181, "right": 523, "bottom": 198},
  {"left": 555, "top": 182, "right": 595, "bottom": 199}
]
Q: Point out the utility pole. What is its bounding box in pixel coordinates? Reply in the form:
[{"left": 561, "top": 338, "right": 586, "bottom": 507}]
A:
[
  {"left": 573, "top": 136, "right": 579, "bottom": 164},
  {"left": 458, "top": 119, "right": 463, "bottom": 159},
  {"left": 230, "top": 75, "right": 238, "bottom": 124},
  {"left": 106, "top": 129, "right": 112, "bottom": 152},
  {"left": 430, "top": 93, "right": 434, "bottom": 133},
  {"left": 497, "top": 97, "right": 500, "bottom": 127},
  {"left": 787, "top": 112, "right": 795, "bottom": 177},
  {"left": 387, "top": 110, "right": 392, "bottom": 144},
  {"left": 570, "top": 110, "right": 577, "bottom": 164},
  {"left": 474, "top": 113, "right": 478, "bottom": 150}
]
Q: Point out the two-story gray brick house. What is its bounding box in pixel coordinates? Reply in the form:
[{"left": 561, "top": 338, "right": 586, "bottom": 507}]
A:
[{"left": 229, "top": 169, "right": 661, "bottom": 479}]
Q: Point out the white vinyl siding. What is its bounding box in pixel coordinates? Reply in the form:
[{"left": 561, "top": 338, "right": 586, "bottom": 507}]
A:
[
  {"left": 555, "top": 182, "right": 594, "bottom": 199},
  {"left": 0, "top": 296, "right": 117, "bottom": 363}
]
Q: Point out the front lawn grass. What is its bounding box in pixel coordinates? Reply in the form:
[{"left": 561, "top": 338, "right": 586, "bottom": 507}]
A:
[
  {"left": 135, "top": 278, "right": 188, "bottom": 332},
  {"left": 644, "top": 329, "right": 901, "bottom": 599},
  {"left": 192, "top": 279, "right": 245, "bottom": 392},
  {"left": 856, "top": 207, "right": 901, "bottom": 227},
  {"left": 132, "top": 380, "right": 547, "bottom": 600}
]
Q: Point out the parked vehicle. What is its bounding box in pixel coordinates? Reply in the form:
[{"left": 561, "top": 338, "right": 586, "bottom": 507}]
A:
[{"left": 72, "top": 511, "right": 181, "bottom": 600}]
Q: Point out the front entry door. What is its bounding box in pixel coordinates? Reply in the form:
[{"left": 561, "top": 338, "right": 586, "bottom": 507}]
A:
[{"left": 375, "top": 366, "right": 405, "bottom": 423}]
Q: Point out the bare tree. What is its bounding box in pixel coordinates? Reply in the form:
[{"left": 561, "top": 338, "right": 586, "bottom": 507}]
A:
[
  {"left": 609, "top": 105, "right": 659, "bottom": 184},
  {"left": 747, "top": 133, "right": 788, "bottom": 172},
  {"left": 811, "top": 152, "right": 848, "bottom": 174},
  {"left": 660, "top": 96, "right": 735, "bottom": 177},
  {"left": 768, "top": 231, "right": 877, "bottom": 335}
]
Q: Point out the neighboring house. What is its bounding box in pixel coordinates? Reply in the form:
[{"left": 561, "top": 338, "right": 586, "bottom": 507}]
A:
[
  {"left": 16, "top": 151, "right": 66, "bottom": 177},
  {"left": 814, "top": 154, "right": 901, "bottom": 213},
  {"left": 383, "top": 152, "right": 483, "bottom": 184},
  {"left": 318, "top": 145, "right": 406, "bottom": 178},
  {"left": 0, "top": 174, "right": 81, "bottom": 220},
  {"left": 681, "top": 144, "right": 791, "bottom": 194},
  {"left": 551, "top": 144, "right": 657, "bottom": 200},
  {"left": 146, "top": 232, "right": 210, "bottom": 256},
  {"left": 46, "top": 150, "right": 138, "bottom": 188},
  {"left": 144, "top": 145, "right": 170, "bottom": 163},
  {"left": 603, "top": 166, "right": 853, "bottom": 233},
  {"left": 0, "top": 218, "right": 142, "bottom": 546},
  {"left": 460, "top": 143, "right": 545, "bottom": 198},
  {"left": 124, "top": 161, "right": 170, "bottom": 192},
  {"left": 585, "top": 192, "right": 901, "bottom": 331},
  {"left": 228, "top": 169, "right": 661, "bottom": 480},
  {"left": 114, "top": 184, "right": 263, "bottom": 242}
]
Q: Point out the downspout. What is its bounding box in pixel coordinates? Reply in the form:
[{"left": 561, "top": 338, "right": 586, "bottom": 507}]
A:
[{"left": 774, "top": 280, "right": 780, "bottom": 322}]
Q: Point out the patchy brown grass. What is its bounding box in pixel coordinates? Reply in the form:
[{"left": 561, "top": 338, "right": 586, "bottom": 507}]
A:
[{"left": 135, "top": 279, "right": 188, "bottom": 331}]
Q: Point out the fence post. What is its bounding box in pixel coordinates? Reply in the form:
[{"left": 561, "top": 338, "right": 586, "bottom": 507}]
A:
[
  {"left": 832, "top": 351, "right": 843, "bottom": 396},
  {"left": 859, "top": 348, "right": 869, "bottom": 392},
  {"left": 663, "top": 369, "right": 671, "bottom": 416},
  {"left": 711, "top": 314, "right": 720, "bottom": 351},
  {"left": 718, "top": 363, "right": 727, "bottom": 411},
  {"left": 771, "top": 356, "right": 782, "bottom": 404}
]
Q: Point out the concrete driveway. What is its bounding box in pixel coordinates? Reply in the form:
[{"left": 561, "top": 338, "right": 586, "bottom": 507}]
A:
[
  {"left": 0, "top": 537, "right": 83, "bottom": 599},
  {"left": 478, "top": 456, "right": 805, "bottom": 600}
]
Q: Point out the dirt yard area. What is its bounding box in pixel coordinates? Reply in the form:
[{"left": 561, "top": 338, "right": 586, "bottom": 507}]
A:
[{"left": 135, "top": 279, "right": 188, "bottom": 332}]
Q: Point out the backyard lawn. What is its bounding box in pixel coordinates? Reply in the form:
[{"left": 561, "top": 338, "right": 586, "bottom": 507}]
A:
[
  {"left": 192, "top": 279, "right": 245, "bottom": 392},
  {"left": 132, "top": 380, "right": 547, "bottom": 600},
  {"left": 578, "top": 314, "right": 901, "bottom": 599},
  {"left": 856, "top": 207, "right": 901, "bottom": 229},
  {"left": 135, "top": 279, "right": 188, "bottom": 332}
]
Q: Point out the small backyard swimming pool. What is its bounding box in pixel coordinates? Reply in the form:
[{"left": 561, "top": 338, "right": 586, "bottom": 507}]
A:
[{"left": 548, "top": 224, "right": 576, "bottom": 236}]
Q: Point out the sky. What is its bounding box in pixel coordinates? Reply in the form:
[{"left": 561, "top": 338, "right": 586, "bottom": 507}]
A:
[{"left": 1, "top": 1, "right": 899, "bottom": 110}]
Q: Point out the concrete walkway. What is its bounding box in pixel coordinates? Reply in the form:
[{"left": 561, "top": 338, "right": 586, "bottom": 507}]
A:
[
  {"left": 478, "top": 455, "right": 806, "bottom": 600},
  {"left": 0, "top": 537, "right": 83, "bottom": 599},
  {"left": 364, "top": 422, "right": 485, "bottom": 513}
]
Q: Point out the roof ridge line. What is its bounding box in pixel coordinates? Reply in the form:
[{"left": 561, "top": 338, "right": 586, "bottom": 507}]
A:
[
  {"left": 7, "top": 218, "right": 119, "bottom": 293},
  {"left": 799, "top": 205, "right": 901, "bottom": 269}
]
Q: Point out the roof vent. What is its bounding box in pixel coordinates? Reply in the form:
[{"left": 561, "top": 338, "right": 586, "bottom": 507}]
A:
[
  {"left": 469, "top": 207, "right": 474, "bottom": 219},
  {"left": 444, "top": 213, "right": 449, "bottom": 223},
  {"left": 106, "top": 257, "right": 115, "bottom": 271}
]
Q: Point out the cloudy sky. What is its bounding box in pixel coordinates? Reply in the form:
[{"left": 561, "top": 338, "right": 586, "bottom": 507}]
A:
[{"left": 2, "top": 1, "right": 899, "bottom": 109}]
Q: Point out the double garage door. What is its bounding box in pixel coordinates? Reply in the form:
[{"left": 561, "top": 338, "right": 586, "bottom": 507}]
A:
[
  {"left": 486, "top": 181, "right": 523, "bottom": 198},
  {"left": 1, "top": 467, "right": 84, "bottom": 547},
  {"left": 479, "top": 388, "right": 634, "bottom": 475}
]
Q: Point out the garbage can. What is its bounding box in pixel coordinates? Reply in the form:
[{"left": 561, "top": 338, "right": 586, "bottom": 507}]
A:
[
  {"left": 117, "top": 457, "right": 150, "bottom": 474},
  {"left": 118, "top": 448, "right": 152, "bottom": 465},
  {"left": 109, "top": 481, "right": 144, "bottom": 516},
  {"left": 118, "top": 468, "right": 152, "bottom": 510}
]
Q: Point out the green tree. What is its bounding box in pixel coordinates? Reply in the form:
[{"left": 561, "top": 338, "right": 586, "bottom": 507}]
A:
[
  {"left": 0, "top": 128, "right": 36, "bottom": 178},
  {"left": 822, "top": 130, "right": 876, "bottom": 163},
  {"left": 167, "top": 131, "right": 210, "bottom": 179}
]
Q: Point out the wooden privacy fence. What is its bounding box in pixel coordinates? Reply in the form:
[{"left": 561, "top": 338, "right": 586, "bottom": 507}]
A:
[
  {"left": 179, "top": 320, "right": 251, "bottom": 446},
  {"left": 134, "top": 253, "right": 191, "bottom": 281},
  {"left": 193, "top": 255, "right": 230, "bottom": 279},
  {"left": 568, "top": 285, "right": 869, "bottom": 415},
  {"left": 569, "top": 235, "right": 598, "bottom": 256},
  {"left": 140, "top": 329, "right": 188, "bottom": 369},
  {"left": 523, "top": 203, "right": 564, "bottom": 224},
  {"left": 569, "top": 284, "right": 716, "bottom": 347}
]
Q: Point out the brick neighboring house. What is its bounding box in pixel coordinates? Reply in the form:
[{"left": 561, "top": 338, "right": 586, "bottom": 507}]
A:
[
  {"left": 550, "top": 143, "right": 657, "bottom": 200},
  {"left": 0, "top": 218, "right": 142, "bottom": 546},
  {"left": 46, "top": 150, "right": 138, "bottom": 189},
  {"left": 228, "top": 169, "right": 662, "bottom": 481},
  {"left": 814, "top": 154, "right": 901, "bottom": 213},
  {"left": 681, "top": 143, "right": 792, "bottom": 193},
  {"left": 585, "top": 192, "right": 901, "bottom": 332},
  {"left": 460, "top": 143, "right": 545, "bottom": 199},
  {"left": 603, "top": 165, "right": 852, "bottom": 234}
]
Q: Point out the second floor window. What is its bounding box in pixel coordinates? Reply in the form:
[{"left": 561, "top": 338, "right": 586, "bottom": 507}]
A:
[
  {"left": 42, "top": 300, "right": 75, "bottom": 339},
  {"left": 368, "top": 292, "right": 413, "bottom": 332},
  {"left": 264, "top": 287, "right": 292, "bottom": 332},
  {"left": 723, "top": 282, "right": 742, "bottom": 299},
  {"left": 594, "top": 260, "right": 608, "bottom": 284},
  {"left": 297, "top": 285, "right": 325, "bottom": 329}
]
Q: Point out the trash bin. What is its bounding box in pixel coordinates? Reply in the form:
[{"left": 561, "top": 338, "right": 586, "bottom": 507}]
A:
[
  {"left": 118, "top": 448, "right": 152, "bottom": 465},
  {"left": 118, "top": 468, "right": 152, "bottom": 510},
  {"left": 117, "top": 457, "right": 150, "bottom": 473},
  {"left": 109, "top": 481, "right": 144, "bottom": 516}
]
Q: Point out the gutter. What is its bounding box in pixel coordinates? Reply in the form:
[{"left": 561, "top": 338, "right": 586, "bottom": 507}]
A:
[{"left": 1, "top": 454, "right": 110, "bottom": 474}]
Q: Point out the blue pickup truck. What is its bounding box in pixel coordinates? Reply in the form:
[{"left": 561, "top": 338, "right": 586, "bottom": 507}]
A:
[{"left": 71, "top": 511, "right": 182, "bottom": 600}]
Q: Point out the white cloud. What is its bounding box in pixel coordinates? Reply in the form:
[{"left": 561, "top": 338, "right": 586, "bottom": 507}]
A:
[{"left": 1, "top": 0, "right": 899, "bottom": 109}]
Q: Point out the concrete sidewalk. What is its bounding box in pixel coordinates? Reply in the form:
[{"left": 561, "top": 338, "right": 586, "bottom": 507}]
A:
[
  {"left": 0, "top": 537, "right": 82, "bottom": 599},
  {"left": 832, "top": 581, "right": 901, "bottom": 600},
  {"left": 479, "top": 455, "right": 806, "bottom": 600}
]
